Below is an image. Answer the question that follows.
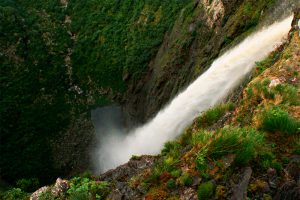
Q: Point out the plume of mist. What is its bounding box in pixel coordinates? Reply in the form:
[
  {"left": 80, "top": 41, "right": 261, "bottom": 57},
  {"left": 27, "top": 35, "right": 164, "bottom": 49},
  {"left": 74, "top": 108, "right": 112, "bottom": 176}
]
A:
[{"left": 93, "top": 15, "right": 293, "bottom": 173}]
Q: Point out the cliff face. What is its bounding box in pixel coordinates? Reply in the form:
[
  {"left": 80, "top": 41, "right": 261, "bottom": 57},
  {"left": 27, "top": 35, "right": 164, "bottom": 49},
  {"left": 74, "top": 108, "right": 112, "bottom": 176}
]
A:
[
  {"left": 122, "top": 0, "right": 295, "bottom": 123},
  {"left": 1, "top": 0, "right": 299, "bottom": 189},
  {"left": 23, "top": 12, "right": 300, "bottom": 200}
]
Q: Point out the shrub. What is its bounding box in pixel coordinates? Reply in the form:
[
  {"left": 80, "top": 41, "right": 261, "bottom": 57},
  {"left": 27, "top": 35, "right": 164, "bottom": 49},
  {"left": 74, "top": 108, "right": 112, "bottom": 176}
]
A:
[
  {"left": 67, "top": 177, "right": 110, "bottom": 200},
  {"left": 261, "top": 107, "right": 300, "bottom": 135},
  {"left": 69, "top": 191, "right": 91, "bottom": 200},
  {"left": 0, "top": 188, "right": 29, "bottom": 200},
  {"left": 39, "top": 191, "right": 57, "bottom": 200},
  {"left": 197, "top": 181, "right": 214, "bottom": 200},
  {"left": 16, "top": 178, "right": 39, "bottom": 192},
  {"left": 197, "top": 103, "right": 235, "bottom": 127}
]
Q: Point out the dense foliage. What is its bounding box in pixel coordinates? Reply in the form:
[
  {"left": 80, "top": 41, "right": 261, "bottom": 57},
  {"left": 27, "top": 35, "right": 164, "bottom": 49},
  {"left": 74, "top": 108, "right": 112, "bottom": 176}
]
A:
[
  {"left": 0, "top": 0, "right": 191, "bottom": 187},
  {"left": 0, "top": 0, "right": 72, "bottom": 184},
  {"left": 68, "top": 0, "right": 191, "bottom": 91}
]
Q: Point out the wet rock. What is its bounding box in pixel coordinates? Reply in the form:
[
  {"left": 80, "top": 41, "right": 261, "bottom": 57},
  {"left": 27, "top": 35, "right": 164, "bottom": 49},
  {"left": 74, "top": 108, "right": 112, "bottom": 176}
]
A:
[
  {"left": 230, "top": 167, "right": 252, "bottom": 200},
  {"left": 274, "top": 181, "right": 300, "bottom": 200},
  {"left": 30, "top": 186, "right": 49, "bottom": 200},
  {"left": 51, "top": 178, "right": 69, "bottom": 197},
  {"left": 180, "top": 187, "right": 198, "bottom": 200}
]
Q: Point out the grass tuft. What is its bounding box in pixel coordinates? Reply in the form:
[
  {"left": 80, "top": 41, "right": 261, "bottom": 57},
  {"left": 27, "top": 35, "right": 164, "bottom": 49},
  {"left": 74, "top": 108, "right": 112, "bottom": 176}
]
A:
[
  {"left": 197, "top": 103, "right": 235, "bottom": 127},
  {"left": 261, "top": 107, "right": 300, "bottom": 135}
]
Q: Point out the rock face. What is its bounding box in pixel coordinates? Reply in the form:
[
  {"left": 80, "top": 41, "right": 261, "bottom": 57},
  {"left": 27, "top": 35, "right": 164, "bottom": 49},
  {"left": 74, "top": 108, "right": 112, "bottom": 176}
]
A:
[
  {"left": 230, "top": 167, "right": 252, "bottom": 200},
  {"left": 51, "top": 178, "right": 69, "bottom": 197},
  {"left": 30, "top": 178, "right": 69, "bottom": 200},
  {"left": 100, "top": 156, "right": 158, "bottom": 199},
  {"left": 50, "top": 113, "right": 95, "bottom": 177},
  {"left": 30, "top": 186, "right": 49, "bottom": 200},
  {"left": 122, "top": 0, "right": 295, "bottom": 123}
]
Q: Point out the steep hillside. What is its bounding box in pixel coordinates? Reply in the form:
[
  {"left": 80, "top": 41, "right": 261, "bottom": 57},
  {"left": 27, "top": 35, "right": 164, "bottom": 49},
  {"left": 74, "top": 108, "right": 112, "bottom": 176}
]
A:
[
  {"left": 0, "top": 0, "right": 192, "bottom": 185},
  {"left": 0, "top": 0, "right": 299, "bottom": 194},
  {"left": 1, "top": 9, "right": 299, "bottom": 200}
]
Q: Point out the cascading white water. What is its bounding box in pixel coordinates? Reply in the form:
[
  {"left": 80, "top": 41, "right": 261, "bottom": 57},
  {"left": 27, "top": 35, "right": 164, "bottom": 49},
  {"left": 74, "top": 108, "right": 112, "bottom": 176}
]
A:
[{"left": 96, "top": 15, "right": 293, "bottom": 172}]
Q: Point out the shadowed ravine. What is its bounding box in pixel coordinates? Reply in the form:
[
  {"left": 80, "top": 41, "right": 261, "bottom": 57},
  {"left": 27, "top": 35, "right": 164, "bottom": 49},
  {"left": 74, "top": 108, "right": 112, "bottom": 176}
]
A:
[{"left": 94, "top": 15, "right": 293, "bottom": 173}]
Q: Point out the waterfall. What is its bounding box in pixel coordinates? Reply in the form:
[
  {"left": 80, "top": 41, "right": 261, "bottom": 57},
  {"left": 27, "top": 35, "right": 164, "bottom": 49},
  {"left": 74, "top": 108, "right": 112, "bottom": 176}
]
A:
[{"left": 95, "top": 15, "right": 293, "bottom": 172}]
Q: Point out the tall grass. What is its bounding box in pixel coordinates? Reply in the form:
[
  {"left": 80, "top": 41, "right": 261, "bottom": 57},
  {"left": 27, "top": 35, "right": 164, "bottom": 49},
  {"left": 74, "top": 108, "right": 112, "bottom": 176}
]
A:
[
  {"left": 193, "top": 127, "right": 265, "bottom": 167},
  {"left": 261, "top": 107, "right": 300, "bottom": 135}
]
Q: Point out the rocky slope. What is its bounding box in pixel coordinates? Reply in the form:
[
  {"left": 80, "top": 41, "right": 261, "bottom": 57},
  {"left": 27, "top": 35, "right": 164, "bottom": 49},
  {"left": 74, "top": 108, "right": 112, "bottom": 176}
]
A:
[
  {"left": 2, "top": 10, "right": 298, "bottom": 200},
  {"left": 1, "top": 0, "right": 299, "bottom": 195}
]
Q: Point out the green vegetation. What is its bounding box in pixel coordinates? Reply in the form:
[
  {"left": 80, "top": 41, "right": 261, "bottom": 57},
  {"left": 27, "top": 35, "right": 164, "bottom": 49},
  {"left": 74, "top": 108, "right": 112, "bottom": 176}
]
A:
[
  {"left": 69, "top": 0, "right": 191, "bottom": 91},
  {"left": 67, "top": 177, "right": 110, "bottom": 200},
  {"left": 254, "top": 49, "right": 281, "bottom": 77},
  {"left": 0, "top": 0, "right": 191, "bottom": 185},
  {"left": 197, "top": 181, "right": 214, "bottom": 200},
  {"left": 16, "top": 178, "right": 39, "bottom": 192},
  {"left": 179, "top": 173, "right": 193, "bottom": 186},
  {"left": 0, "top": 188, "right": 29, "bottom": 200},
  {"left": 192, "top": 127, "right": 265, "bottom": 166},
  {"left": 261, "top": 107, "right": 300, "bottom": 135},
  {"left": 0, "top": 0, "right": 73, "bottom": 185},
  {"left": 197, "top": 103, "right": 235, "bottom": 127},
  {"left": 210, "top": 127, "right": 264, "bottom": 165},
  {"left": 166, "top": 179, "right": 176, "bottom": 189}
]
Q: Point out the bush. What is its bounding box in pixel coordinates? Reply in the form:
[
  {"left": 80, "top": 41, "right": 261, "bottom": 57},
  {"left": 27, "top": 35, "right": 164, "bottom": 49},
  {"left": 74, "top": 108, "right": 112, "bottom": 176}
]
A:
[
  {"left": 39, "top": 191, "right": 57, "bottom": 200},
  {"left": 261, "top": 107, "right": 300, "bottom": 135},
  {"left": 67, "top": 177, "right": 110, "bottom": 200},
  {"left": 16, "top": 178, "right": 39, "bottom": 192},
  {"left": 197, "top": 181, "right": 214, "bottom": 200},
  {"left": 0, "top": 188, "right": 29, "bottom": 200}
]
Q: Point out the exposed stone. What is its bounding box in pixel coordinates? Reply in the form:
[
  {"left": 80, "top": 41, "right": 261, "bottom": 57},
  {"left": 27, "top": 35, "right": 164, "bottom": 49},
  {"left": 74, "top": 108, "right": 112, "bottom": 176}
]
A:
[
  {"left": 180, "top": 187, "right": 198, "bottom": 200},
  {"left": 30, "top": 186, "right": 49, "bottom": 200},
  {"left": 51, "top": 178, "right": 69, "bottom": 197},
  {"left": 269, "top": 78, "right": 281, "bottom": 88},
  {"left": 230, "top": 167, "right": 252, "bottom": 200},
  {"left": 100, "top": 155, "right": 157, "bottom": 182}
]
